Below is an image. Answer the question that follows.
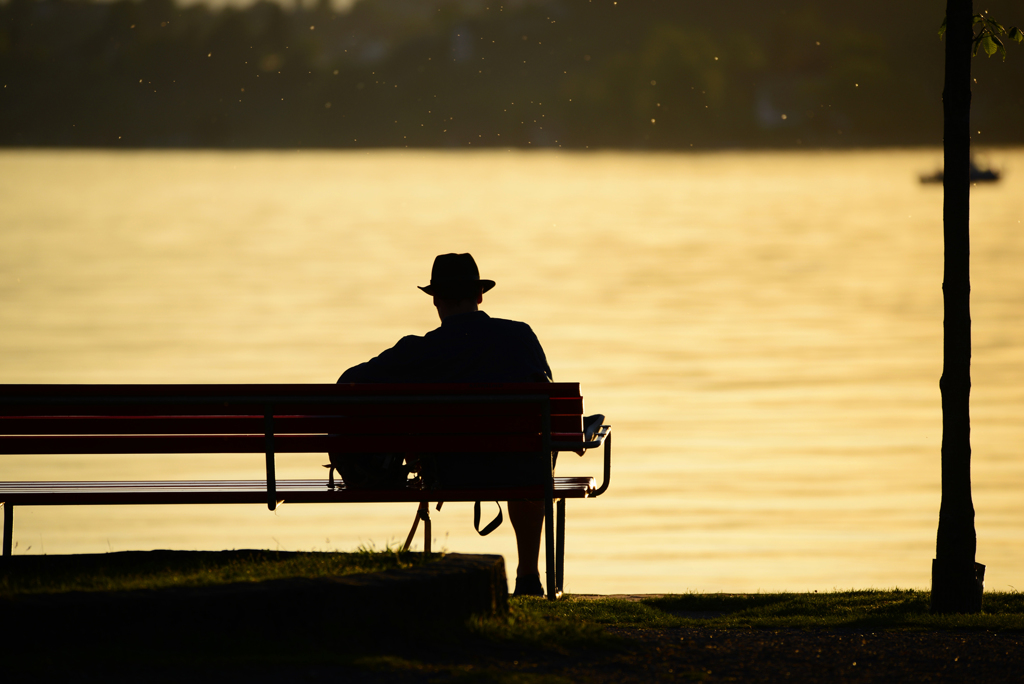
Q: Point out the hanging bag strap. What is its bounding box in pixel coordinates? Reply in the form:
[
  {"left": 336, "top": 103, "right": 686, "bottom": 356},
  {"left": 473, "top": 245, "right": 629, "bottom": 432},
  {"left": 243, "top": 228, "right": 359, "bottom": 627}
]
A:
[
  {"left": 402, "top": 501, "right": 432, "bottom": 552},
  {"left": 473, "top": 500, "right": 503, "bottom": 536}
]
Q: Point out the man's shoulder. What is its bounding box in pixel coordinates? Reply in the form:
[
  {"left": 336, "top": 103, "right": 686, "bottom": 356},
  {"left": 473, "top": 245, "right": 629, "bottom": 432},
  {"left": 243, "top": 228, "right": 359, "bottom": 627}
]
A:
[
  {"left": 482, "top": 314, "right": 534, "bottom": 331},
  {"left": 480, "top": 315, "right": 542, "bottom": 342}
]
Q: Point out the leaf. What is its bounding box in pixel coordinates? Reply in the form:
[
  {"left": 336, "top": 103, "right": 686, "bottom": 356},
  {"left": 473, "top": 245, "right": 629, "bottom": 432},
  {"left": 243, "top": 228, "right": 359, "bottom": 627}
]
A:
[
  {"left": 972, "top": 33, "right": 988, "bottom": 56},
  {"left": 972, "top": 14, "right": 986, "bottom": 25},
  {"left": 1010, "top": 26, "right": 1024, "bottom": 43},
  {"left": 994, "top": 35, "right": 1007, "bottom": 60},
  {"left": 980, "top": 35, "right": 999, "bottom": 57},
  {"left": 939, "top": 17, "right": 947, "bottom": 38}
]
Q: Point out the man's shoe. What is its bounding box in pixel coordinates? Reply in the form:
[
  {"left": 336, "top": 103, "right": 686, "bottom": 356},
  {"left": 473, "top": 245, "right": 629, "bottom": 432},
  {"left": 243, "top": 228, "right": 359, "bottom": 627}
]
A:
[{"left": 512, "top": 575, "right": 544, "bottom": 597}]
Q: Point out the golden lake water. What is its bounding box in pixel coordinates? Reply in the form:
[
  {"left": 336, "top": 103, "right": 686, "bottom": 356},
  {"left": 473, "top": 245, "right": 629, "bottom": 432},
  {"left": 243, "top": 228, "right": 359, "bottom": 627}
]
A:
[{"left": 1, "top": 148, "right": 1023, "bottom": 594}]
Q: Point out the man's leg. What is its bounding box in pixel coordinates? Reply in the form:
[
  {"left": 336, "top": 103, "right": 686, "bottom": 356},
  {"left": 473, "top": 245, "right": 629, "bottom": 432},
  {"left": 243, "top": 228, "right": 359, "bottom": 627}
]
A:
[{"left": 508, "top": 499, "right": 544, "bottom": 595}]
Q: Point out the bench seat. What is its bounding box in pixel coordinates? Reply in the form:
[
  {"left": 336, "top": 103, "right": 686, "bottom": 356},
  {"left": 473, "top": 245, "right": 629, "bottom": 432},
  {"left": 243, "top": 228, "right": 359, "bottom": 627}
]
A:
[{"left": 0, "top": 476, "right": 598, "bottom": 506}]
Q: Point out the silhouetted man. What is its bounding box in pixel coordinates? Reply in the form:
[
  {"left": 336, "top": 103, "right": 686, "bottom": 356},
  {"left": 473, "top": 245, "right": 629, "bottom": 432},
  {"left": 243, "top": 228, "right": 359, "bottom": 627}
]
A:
[{"left": 338, "top": 253, "right": 552, "bottom": 596}]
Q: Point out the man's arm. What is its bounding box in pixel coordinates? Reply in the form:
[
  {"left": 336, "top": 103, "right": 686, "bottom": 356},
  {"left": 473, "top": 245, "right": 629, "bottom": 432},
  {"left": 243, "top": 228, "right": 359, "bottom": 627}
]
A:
[
  {"left": 524, "top": 325, "right": 553, "bottom": 383},
  {"left": 338, "top": 335, "right": 423, "bottom": 383}
]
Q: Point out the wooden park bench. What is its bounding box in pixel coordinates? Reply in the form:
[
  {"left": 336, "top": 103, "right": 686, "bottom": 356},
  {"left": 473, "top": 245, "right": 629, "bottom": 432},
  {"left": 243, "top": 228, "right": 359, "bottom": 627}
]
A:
[{"left": 0, "top": 383, "right": 611, "bottom": 599}]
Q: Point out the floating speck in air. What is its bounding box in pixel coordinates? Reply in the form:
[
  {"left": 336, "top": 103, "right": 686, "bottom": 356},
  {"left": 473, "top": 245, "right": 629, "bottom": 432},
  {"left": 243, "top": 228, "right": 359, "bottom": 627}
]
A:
[
  {"left": 310, "top": 25, "right": 314, "bottom": 30},
  {"left": 650, "top": 80, "right": 656, "bottom": 86},
  {"left": 325, "top": 102, "right": 331, "bottom": 108},
  {"left": 651, "top": 118, "right": 656, "bottom": 124},
  {"left": 208, "top": 53, "right": 212, "bottom": 57},
  {"left": 714, "top": 56, "right": 719, "bottom": 60},
  {"left": 781, "top": 114, "right": 787, "bottom": 120}
]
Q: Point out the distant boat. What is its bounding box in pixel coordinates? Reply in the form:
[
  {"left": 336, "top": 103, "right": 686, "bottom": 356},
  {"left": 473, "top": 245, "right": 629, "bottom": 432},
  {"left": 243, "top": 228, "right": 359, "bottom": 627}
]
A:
[{"left": 920, "top": 158, "right": 1000, "bottom": 184}]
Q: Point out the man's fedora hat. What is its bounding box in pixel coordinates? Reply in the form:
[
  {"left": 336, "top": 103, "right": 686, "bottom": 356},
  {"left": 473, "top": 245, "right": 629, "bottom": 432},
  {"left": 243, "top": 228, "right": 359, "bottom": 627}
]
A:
[{"left": 418, "top": 253, "right": 496, "bottom": 297}]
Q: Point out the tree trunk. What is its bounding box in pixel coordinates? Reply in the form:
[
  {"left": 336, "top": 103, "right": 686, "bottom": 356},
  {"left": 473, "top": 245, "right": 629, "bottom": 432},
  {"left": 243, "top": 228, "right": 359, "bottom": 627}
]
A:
[{"left": 931, "top": 0, "right": 984, "bottom": 614}]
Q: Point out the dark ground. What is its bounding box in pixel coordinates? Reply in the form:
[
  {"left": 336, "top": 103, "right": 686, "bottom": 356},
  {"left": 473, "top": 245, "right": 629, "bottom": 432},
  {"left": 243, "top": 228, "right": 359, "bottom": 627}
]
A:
[
  {"left": 597, "top": 626, "right": 1024, "bottom": 683},
  {"left": 47, "top": 625, "right": 1024, "bottom": 683}
]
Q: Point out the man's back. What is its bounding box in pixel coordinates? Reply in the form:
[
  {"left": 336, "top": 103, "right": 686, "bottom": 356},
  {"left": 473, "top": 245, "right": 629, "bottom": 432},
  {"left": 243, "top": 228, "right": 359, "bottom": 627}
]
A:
[{"left": 338, "top": 310, "right": 551, "bottom": 384}]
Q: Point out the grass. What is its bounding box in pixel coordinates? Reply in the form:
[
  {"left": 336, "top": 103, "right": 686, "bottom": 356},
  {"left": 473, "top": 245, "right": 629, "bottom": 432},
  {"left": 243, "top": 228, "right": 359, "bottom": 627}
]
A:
[
  {"left": 470, "top": 598, "right": 619, "bottom": 652},
  {"left": 505, "top": 589, "right": 1024, "bottom": 633},
  {"left": 0, "top": 545, "right": 439, "bottom": 597}
]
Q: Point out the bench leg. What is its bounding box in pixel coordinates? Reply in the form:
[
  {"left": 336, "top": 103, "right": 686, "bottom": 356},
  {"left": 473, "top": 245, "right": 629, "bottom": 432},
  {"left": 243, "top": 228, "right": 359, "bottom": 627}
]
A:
[
  {"left": 544, "top": 494, "right": 561, "bottom": 600},
  {"left": 2, "top": 503, "right": 11, "bottom": 557},
  {"left": 264, "top": 411, "right": 278, "bottom": 511},
  {"left": 555, "top": 498, "right": 566, "bottom": 593}
]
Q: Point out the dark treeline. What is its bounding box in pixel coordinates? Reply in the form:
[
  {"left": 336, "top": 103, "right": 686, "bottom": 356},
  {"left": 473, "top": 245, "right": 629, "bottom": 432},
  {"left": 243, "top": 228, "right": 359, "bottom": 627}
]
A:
[{"left": 2, "top": 0, "right": 1022, "bottom": 148}]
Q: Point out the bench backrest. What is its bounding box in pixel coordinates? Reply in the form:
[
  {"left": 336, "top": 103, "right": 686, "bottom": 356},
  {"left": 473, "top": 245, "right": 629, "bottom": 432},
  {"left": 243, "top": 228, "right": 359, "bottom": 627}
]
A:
[{"left": 0, "top": 383, "right": 585, "bottom": 456}]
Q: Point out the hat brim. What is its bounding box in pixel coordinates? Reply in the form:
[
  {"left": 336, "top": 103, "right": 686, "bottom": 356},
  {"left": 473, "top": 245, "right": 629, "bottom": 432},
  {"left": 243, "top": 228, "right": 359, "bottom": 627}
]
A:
[{"left": 419, "top": 279, "right": 496, "bottom": 296}]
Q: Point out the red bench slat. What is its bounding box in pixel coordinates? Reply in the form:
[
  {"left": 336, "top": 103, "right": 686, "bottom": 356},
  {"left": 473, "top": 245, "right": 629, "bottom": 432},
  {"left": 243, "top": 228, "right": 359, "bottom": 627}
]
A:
[
  {"left": 0, "top": 414, "right": 584, "bottom": 436},
  {"left": 0, "top": 432, "right": 588, "bottom": 455},
  {"left": 0, "top": 382, "right": 580, "bottom": 401},
  {"left": 0, "top": 381, "right": 578, "bottom": 393},
  {"left": 0, "top": 398, "right": 585, "bottom": 418}
]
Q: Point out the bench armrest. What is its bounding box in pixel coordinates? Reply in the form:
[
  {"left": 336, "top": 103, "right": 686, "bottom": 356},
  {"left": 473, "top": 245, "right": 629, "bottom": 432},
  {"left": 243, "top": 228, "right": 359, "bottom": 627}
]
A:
[{"left": 551, "top": 424, "right": 612, "bottom": 498}]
